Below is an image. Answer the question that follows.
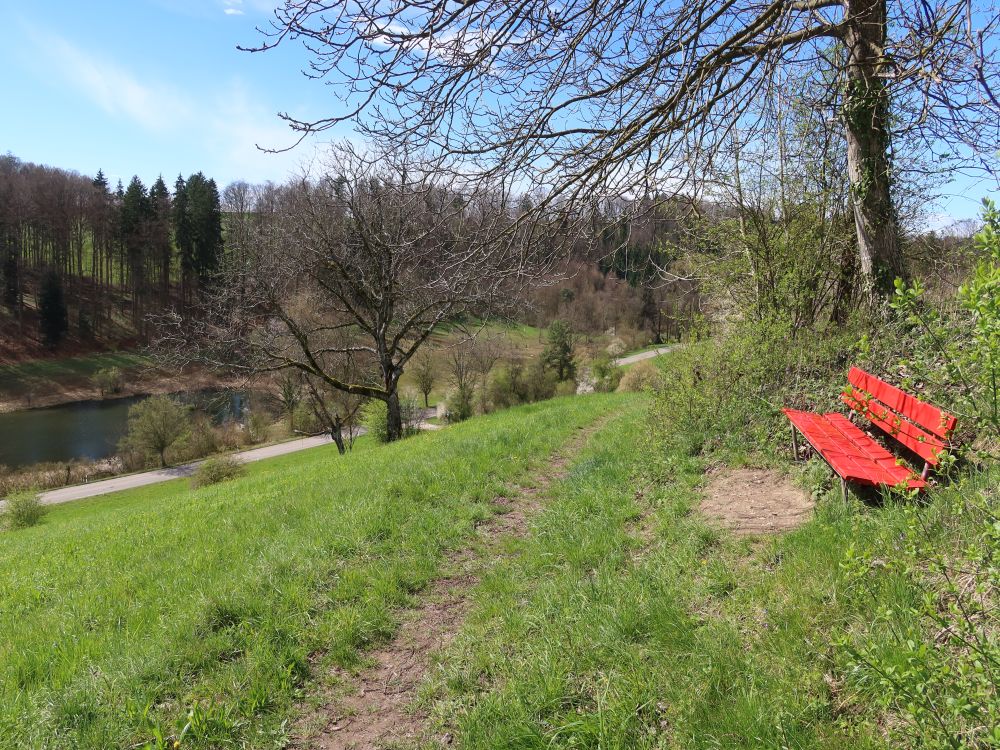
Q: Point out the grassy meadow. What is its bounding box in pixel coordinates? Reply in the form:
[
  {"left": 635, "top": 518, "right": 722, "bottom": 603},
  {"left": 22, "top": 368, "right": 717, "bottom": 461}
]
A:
[
  {"left": 0, "top": 394, "right": 628, "bottom": 749},
  {"left": 0, "top": 351, "right": 150, "bottom": 405},
  {"left": 418, "top": 390, "right": 999, "bottom": 748}
]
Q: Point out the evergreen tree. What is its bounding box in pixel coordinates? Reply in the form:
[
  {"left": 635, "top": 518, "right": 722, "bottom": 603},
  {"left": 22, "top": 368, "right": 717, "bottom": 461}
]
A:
[
  {"left": 149, "top": 176, "right": 173, "bottom": 305},
  {"left": 172, "top": 175, "right": 193, "bottom": 301},
  {"left": 185, "top": 172, "right": 223, "bottom": 283},
  {"left": 121, "top": 176, "right": 151, "bottom": 324},
  {"left": 542, "top": 320, "right": 577, "bottom": 381},
  {"left": 39, "top": 269, "right": 69, "bottom": 348}
]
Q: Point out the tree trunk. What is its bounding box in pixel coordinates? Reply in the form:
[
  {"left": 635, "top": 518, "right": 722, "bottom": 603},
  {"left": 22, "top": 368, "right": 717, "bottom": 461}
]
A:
[
  {"left": 842, "top": 0, "right": 906, "bottom": 305},
  {"left": 385, "top": 390, "right": 403, "bottom": 441},
  {"left": 330, "top": 418, "right": 346, "bottom": 455}
]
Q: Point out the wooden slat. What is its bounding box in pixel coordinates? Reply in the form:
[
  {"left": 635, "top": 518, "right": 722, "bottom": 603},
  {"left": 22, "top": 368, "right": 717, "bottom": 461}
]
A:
[
  {"left": 847, "top": 367, "right": 957, "bottom": 439},
  {"left": 782, "top": 408, "right": 925, "bottom": 489},
  {"left": 841, "top": 389, "right": 948, "bottom": 465}
]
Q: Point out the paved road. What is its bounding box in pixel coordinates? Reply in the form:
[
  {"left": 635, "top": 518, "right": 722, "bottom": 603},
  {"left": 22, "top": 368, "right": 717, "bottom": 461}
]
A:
[
  {"left": 5, "top": 412, "right": 444, "bottom": 510},
  {"left": 35, "top": 434, "right": 335, "bottom": 506},
  {"left": 615, "top": 346, "right": 675, "bottom": 366}
]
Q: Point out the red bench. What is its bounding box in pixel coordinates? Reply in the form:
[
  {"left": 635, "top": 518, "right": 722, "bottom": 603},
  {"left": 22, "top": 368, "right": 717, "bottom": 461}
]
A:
[{"left": 783, "top": 367, "right": 957, "bottom": 498}]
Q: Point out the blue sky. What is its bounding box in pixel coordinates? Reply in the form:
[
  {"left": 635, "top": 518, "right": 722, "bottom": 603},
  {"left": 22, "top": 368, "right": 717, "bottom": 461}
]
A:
[
  {"left": 0, "top": 0, "right": 994, "bottom": 226},
  {"left": 0, "top": 0, "right": 340, "bottom": 188}
]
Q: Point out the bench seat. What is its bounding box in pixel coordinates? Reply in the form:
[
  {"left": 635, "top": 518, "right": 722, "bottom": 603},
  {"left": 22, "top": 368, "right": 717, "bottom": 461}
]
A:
[{"left": 781, "top": 408, "right": 925, "bottom": 490}]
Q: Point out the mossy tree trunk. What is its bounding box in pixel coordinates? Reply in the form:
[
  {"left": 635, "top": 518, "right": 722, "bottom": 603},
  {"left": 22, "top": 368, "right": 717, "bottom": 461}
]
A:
[{"left": 842, "top": 0, "right": 906, "bottom": 306}]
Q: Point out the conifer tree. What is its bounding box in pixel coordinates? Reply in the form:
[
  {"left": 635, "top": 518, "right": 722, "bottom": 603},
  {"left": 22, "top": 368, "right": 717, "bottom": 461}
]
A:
[
  {"left": 39, "top": 269, "right": 69, "bottom": 348},
  {"left": 149, "top": 176, "right": 173, "bottom": 305},
  {"left": 172, "top": 175, "right": 194, "bottom": 303},
  {"left": 121, "top": 176, "right": 150, "bottom": 325}
]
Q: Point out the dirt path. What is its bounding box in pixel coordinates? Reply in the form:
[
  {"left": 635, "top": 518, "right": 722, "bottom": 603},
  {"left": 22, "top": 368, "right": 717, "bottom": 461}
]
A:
[{"left": 295, "top": 416, "right": 611, "bottom": 750}]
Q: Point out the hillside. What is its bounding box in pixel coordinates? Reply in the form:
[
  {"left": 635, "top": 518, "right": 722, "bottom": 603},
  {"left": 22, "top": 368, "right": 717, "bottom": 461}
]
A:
[{"left": 3, "top": 377, "right": 999, "bottom": 748}]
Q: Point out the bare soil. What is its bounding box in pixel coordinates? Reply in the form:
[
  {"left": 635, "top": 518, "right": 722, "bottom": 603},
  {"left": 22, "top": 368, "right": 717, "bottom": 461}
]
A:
[
  {"left": 293, "top": 419, "right": 609, "bottom": 750},
  {"left": 700, "top": 467, "right": 814, "bottom": 535}
]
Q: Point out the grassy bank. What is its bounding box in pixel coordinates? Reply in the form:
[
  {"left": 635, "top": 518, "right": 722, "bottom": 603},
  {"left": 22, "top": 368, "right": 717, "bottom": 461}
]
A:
[
  {"left": 422, "top": 387, "right": 998, "bottom": 748},
  {"left": 0, "top": 393, "right": 628, "bottom": 750},
  {"left": 0, "top": 351, "right": 151, "bottom": 410}
]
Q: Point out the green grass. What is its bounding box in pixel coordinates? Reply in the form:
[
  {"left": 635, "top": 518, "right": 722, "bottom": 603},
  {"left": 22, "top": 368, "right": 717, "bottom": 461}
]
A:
[
  {"left": 417, "top": 392, "right": 998, "bottom": 748},
  {"left": 0, "top": 351, "right": 150, "bottom": 400},
  {"left": 0, "top": 393, "right": 628, "bottom": 750},
  {"left": 416, "top": 401, "right": 900, "bottom": 748}
]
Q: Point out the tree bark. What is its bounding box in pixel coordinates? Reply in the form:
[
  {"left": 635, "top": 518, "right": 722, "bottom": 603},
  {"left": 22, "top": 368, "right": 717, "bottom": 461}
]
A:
[
  {"left": 330, "top": 417, "right": 346, "bottom": 455},
  {"left": 842, "top": 0, "right": 906, "bottom": 305},
  {"left": 385, "top": 390, "right": 403, "bottom": 442}
]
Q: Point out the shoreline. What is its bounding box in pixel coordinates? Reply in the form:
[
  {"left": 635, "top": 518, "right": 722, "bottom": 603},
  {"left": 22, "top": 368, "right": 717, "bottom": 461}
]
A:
[{"left": 0, "top": 368, "right": 242, "bottom": 414}]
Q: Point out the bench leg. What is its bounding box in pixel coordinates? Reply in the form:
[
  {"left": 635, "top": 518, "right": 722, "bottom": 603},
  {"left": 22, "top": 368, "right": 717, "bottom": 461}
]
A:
[
  {"left": 790, "top": 425, "right": 799, "bottom": 459},
  {"left": 840, "top": 477, "right": 848, "bottom": 503}
]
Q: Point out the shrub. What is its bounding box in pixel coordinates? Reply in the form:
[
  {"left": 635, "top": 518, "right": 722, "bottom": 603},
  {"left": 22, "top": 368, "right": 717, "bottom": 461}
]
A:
[
  {"left": 591, "top": 352, "right": 623, "bottom": 393},
  {"left": 487, "top": 365, "right": 522, "bottom": 410},
  {"left": 175, "top": 414, "right": 220, "bottom": 461},
  {"left": 191, "top": 456, "right": 245, "bottom": 488},
  {"left": 360, "top": 399, "right": 389, "bottom": 442},
  {"left": 524, "top": 359, "right": 558, "bottom": 402},
  {"left": 92, "top": 366, "right": 124, "bottom": 397},
  {"left": 445, "top": 386, "right": 475, "bottom": 423},
  {"left": 3, "top": 490, "right": 45, "bottom": 530},
  {"left": 245, "top": 412, "right": 271, "bottom": 444},
  {"left": 554, "top": 379, "right": 577, "bottom": 397},
  {"left": 616, "top": 360, "right": 660, "bottom": 393},
  {"left": 291, "top": 402, "right": 323, "bottom": 435},
  {"left": 891, "top": 198, "right": 1000, "bottom": 452},
  {"left": 650, "top": 317, "right": 856, "bottom": 458}
]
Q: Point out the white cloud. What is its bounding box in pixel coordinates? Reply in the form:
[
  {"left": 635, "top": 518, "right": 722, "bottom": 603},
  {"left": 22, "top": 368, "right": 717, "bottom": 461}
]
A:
[
  {"left": 223, "top": 0, "right": 245, "bottom": 15},
  {"left": 23, "top": 25, "right": 318, "bottom": 184},
  {"left": 224, "top": 8, "right": 245, "bottom": 15},
  {"left": 31, "top": 29, "right": 193, "bottom": 133}
]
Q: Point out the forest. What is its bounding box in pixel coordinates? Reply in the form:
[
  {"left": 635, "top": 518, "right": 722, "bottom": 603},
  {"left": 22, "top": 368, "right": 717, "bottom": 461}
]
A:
[{"left": 0, "top": 155, "right": 223, "bottom": 356}]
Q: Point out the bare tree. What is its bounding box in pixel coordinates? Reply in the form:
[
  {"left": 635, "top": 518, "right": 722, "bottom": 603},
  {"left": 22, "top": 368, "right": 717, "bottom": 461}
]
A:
[
  {"left": 411, "top": 349, "right": 437, "bottom": 408},
  {"left": 155, "top": 145, "right": 563, "bottom": 441},
  {"left": 248, "top": 0, "right": 1000, "bottom": 305}
]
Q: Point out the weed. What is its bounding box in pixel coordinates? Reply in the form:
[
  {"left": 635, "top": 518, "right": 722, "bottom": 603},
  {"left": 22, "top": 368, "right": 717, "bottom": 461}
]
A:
[
  {"left": 191, "top": 456, "right": 245, "bottom": 488},
  {"left": 2, "top": 490, "right": 45, "bottom": 530}
]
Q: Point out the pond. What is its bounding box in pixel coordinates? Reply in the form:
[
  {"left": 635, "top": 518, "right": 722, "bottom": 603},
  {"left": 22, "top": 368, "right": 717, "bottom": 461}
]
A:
[{"left": 0, "top": 390, "right": 259, "bottom": 470}]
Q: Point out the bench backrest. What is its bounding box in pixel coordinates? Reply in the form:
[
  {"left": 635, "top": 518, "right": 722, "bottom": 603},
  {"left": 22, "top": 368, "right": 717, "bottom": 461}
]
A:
[{"left": 841, "top": 367, "right": 957, "bottom": 466}]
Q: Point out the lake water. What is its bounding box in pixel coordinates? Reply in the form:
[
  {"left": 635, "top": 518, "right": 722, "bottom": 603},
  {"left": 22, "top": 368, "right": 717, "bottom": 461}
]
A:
[{"left": 0, "top": 390, "right": 254, "bottom": 470}]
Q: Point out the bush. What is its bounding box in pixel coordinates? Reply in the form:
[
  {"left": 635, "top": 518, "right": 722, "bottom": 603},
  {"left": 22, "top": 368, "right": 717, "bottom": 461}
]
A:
[
  {"left": 360, "top": 399, "right": 389, "bottom": 442},
  {"left": 591, "top": 353, "right": 623, "bottom": 393},
  {"left": 616, "top": 360, "right": 660, "bottom": 393},
  {"left": 291, "top": 402, "right": 323, "bottom": 435},
  {"left": 245, "top": 412, "right": 271, "bottom": 444},
  {"left": 554, "top": 380, "right": 577, "bottom": 397},
  {"left": 542, "top": 320, "right": 577, "bottom": 381},
  {"left": 174, "top": 414, "right": 220, "bottom": 462},
  {"left": 891, "top": 198, "right": 1000, "bottom": 453},
  {"left": 191, "top": 456, "right": 245, "bottom": 488},
  {"left": 651, "top": 317, "right": 856, "bottom": 458},
  {"left": 92, "top": 366, "right": 124, "bottom": 397},
  {"left": 399, "top": 392, "right": 423, "bottom": 436},
  {"left": 3, "top": 490, "right": 45, "bottom": 530},
  {"left": 445, "top": 386, "right": 475, "bottom": 423},
  {"left": 487, "top": 358, "right": 559, "bottom": 411}
]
